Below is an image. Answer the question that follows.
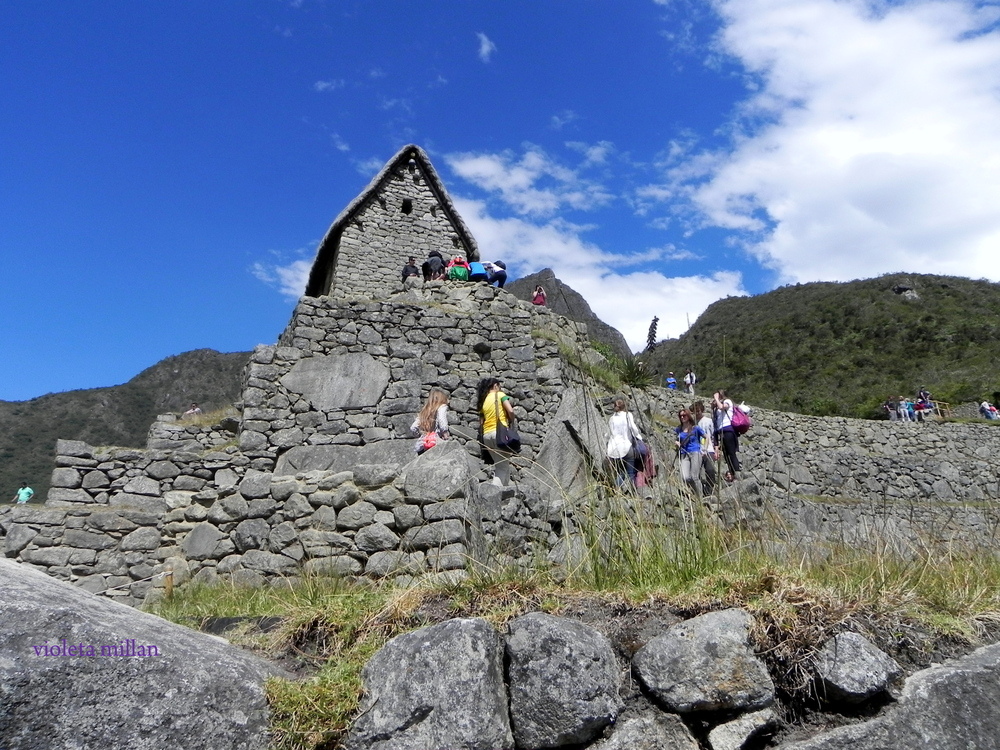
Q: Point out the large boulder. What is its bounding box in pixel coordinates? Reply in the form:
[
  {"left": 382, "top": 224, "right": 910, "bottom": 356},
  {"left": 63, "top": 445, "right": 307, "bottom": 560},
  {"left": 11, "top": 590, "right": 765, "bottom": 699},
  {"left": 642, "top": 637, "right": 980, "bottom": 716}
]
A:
[
  {"left": 400, "top": 440, "right": 475, "bottom": 505},
  {"left": 779, "top": 642, "right": 1000, "bottom": 749},
  {"left": 505, "top": 612, "right": 623, "bottom": 747},
  {"left": 526, "top": 384, "right": 607, "bottom": 515},
  {"left": 633, "top": 608, "right": 775, "bottom": 714},
  {"left": 346, "top": 617, "right": 512, "bottom": 750},
  {"left": 0, "top": 558, "right": 280, "bottom": 750}
]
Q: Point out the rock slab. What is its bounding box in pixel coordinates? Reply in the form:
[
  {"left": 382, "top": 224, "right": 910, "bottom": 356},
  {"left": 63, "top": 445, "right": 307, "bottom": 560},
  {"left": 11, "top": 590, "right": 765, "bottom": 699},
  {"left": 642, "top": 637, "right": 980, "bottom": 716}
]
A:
[
  {"left": 346, "top": 617, "right": 513, "bottom": 750},
  {"left": 0, "top": 558, "right": 279, "bottom": 750}
]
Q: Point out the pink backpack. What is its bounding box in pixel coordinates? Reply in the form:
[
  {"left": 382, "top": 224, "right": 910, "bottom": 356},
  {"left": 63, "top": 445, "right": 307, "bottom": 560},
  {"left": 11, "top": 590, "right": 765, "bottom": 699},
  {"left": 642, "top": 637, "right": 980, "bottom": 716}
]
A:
[{"left": 731, "top": 404, "right": 752, "bottom": 435}]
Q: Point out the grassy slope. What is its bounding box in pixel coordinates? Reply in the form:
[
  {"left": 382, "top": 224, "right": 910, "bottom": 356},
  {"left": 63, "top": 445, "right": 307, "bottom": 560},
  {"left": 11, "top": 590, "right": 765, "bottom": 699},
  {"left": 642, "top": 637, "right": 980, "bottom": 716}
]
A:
[
  {"left": 643, "top": 273, "right": 1000, "bottom": 418},
  {"left": 0, "top": 349, "right": 249, "bottom": 501}
]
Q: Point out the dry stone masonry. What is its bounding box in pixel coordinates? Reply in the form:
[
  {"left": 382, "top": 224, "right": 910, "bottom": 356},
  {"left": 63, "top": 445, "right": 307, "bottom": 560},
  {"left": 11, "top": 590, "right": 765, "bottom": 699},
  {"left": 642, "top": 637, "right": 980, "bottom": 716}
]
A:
[{"left": 5, "top": 142, "right": 1000, "bottom": 607}]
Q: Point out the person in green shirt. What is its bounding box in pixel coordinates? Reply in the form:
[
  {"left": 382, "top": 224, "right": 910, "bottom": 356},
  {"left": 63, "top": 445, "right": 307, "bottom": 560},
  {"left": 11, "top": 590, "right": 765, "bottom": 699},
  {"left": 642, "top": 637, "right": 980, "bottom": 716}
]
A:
[{"left": 12, "top": 482, "right": 34, "bottom": 504}]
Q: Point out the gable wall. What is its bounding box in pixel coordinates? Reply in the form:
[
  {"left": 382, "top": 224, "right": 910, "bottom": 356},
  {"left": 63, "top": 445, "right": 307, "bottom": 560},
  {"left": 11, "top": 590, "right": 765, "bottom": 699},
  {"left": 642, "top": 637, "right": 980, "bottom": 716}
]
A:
[{"left": 331, "top": 160, "right": 473, "bottom": 299}]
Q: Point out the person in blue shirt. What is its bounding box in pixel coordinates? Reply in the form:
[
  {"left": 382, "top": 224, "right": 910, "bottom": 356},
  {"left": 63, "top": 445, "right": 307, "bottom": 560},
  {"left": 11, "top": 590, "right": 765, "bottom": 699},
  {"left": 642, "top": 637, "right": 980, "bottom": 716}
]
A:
[
  {"left": 665, "top": 372, "right": 677, "bottom": 390},
  {"left": 674, "top": 409, "right": 705, "bottom": 498}
]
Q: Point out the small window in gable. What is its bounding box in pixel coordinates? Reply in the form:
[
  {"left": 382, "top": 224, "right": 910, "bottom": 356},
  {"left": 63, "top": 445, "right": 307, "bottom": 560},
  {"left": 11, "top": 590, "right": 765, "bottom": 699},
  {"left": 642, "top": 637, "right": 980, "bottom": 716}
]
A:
[
  {"left": 451, "top": 236, "right": 460, "bottom": 248},
  {"left": 401, "top": 198, "right": 413, "bottom": 214}
]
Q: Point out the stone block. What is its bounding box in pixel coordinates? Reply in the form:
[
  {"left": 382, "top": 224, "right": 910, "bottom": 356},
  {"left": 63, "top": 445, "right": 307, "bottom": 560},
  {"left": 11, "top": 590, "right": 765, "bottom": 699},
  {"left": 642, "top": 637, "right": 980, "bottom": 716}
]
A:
[
  {"left": 47, "top": 488, "right": 95, "bottom": 505},
  {"left": 50, "top": 468, "right": 82, "bottom": 489},
  {"left": 280, "top": 352, "right": 390, "bottom": 410},
  {"left": 337, "top": 501, "right": 378, "bottom": 531},
  {"left": 120, "top": 527, "right": 162, "bottom": 552},
  {"left": 124, "top": 476, "right": 161, "bottom": 497},
  {"left": 403, "top": 519, "right": 466, "bottom": 551}
]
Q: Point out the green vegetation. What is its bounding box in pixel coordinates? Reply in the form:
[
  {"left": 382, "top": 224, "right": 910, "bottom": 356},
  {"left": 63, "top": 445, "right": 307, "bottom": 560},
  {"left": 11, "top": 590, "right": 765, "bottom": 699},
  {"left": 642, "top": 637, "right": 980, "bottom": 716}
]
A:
[
  {"left": 151, "top": 474, "right": 1000, "bottom": 750},
  {"left": 643, "top": 273, "right": 1000, "bottom": 418}
]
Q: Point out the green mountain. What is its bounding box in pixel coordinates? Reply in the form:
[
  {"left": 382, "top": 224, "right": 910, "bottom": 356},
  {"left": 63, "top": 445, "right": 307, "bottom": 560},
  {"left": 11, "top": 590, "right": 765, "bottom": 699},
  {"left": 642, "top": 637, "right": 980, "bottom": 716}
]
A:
[
  {"left": 642, "top": 273, "right": 1000, "bottom": 418},
  {"left": 0, "top": 349, "right": 249, "bottom": 503}
]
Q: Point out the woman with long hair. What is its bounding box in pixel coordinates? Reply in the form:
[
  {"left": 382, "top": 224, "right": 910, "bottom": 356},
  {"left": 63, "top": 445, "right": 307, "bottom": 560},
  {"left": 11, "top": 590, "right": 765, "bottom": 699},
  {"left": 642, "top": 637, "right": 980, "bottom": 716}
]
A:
[
  {"left": 675, "top": 407, "right": 706, "bottom": 498},
  {"left": 410, "top": 388, "right": 451, "bottom": 453},
  {"left": 712, "top": 389, "right": 741, "bottom": 482},
  {"left": 477, "top": 377, "right": 516, "bottom": 486},
  {"left": 531, "top": 285, "right": 547, "bottom": 306},
  {"left": 606, "top": 397, "right": 642, "bottom": 488}
]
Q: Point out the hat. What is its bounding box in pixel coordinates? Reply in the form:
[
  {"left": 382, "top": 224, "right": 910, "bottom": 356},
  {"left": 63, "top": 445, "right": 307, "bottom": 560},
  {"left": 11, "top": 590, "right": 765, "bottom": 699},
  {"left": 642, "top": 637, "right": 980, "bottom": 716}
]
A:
[{"left": 493, "top": 260, "right": 506, "bottom": 269}]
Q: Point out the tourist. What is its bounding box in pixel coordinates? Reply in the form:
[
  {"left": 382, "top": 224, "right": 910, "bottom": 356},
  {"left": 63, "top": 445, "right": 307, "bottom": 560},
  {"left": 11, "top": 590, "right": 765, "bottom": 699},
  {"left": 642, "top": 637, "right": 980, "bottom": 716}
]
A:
[
  {"left": 884, "top": 397, "right": 898, "bottom": 421},
  {"left": 483, "top": 260, "right": 507, "bottom": 288},
  {"left": 182, "top": 403, "right": 202, "bottom": 419},
  {"left": 606, "top": 397, "right": 643, "bottom": 488},
  {"left": 446, "top": 254, "right": 471, "bottom": 281},
  {"left": 712, "top": 389, "right": 741, "bottom": 482},
  {"left": 401, "top": 256, "right": 420, "bottom": 282},
  {"left": 665, "top": 372, "right": 677, "bottom": 390},
  {"left": 410, "top": 388, "right": 451, "bottom": 454},
  {"left": 683, "top": 368, "right": 697, "bottom": 395},
  {"left": 422, "top": 250, "right": 445, "bottom": 281},
  {"left": 675, "top": 408, "right": 706, "bottom": 498},
  {"left": 692, "top": 400, "right": 717, "bottom": 493},
  {"left": 477, "top": 377, "right": 516, "bottom": 486},
  {"left": 11, "top": 482, "right": 33, "bottom": 504},
  {"left": 531, "top": 285, "right": 547, "bottom": 306}
]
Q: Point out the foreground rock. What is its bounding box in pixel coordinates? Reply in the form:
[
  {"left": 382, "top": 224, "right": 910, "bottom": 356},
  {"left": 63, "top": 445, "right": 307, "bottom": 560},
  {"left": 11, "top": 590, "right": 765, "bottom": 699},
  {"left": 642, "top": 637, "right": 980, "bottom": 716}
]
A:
[
  {"left": 813, "top": 632, "right": 902, "bottom": 704},
  {"left": 0, "top": 558, "right": 280, "bottom": 750},
  {"left": 633, "top": 608, "right": 775, "bottom": 713},
  {"left": 505, "top": 612, "right": 623, "bottom": 747},
  {"left": 779, "top": 642, "right": 1000, "bottom": 748},
  {"left": 346, "top": 618, "right": 512, "bottom": 750}
]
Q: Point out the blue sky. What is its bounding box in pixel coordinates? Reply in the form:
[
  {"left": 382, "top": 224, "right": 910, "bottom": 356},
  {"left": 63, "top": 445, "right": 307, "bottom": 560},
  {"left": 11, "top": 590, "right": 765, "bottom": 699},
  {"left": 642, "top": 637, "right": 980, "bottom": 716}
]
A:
[{"left": 4, "top": 0, "right": 1000, "bottom": 402}]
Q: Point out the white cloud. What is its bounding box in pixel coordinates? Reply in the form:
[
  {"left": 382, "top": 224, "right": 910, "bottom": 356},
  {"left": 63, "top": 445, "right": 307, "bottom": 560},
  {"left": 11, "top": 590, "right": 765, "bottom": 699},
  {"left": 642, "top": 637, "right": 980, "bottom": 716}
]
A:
[
  {"left": 313, "top": 79, "right": 345, "bottom": 92},
  {"left": 331, "top": 133, "right": 349, "bottom": 152},
  {"left": 551, "top": 110, "right": 579, "bottom": 129},
  {"left": 477, "top": 32, "right": 497, "bottom": 62},
  {"left": 673, "top": 0, "right": 1000, "bottom": 283},
  {"left": 251, "top": 259, "right": 311, "bottom": 300},
  {"left": 454, "top": 197, "right": 746, "bottom": 349},
  {"left": 446, "top": 146, "right": 614, "bottom": 217}
]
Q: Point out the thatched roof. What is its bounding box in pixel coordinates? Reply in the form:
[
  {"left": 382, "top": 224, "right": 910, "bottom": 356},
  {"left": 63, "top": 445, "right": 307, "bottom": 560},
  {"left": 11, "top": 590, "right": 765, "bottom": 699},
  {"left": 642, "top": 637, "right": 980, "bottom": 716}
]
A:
[{"left": 305, "top": 144, "right": 479, "bottom": 297}]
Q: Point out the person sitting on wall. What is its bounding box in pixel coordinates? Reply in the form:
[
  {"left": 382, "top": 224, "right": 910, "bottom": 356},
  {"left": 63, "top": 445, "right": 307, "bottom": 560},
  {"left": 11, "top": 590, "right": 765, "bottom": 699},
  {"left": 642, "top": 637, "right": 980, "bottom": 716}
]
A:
[
  {"left": 446, "top": 254, "right": 471, "bottom": 281},
  {"left": 401, "top": 256, "right": 420, "bottom": 283},
  {"left": 531, "top": 285, "right": 547, "bottom": 306},
  {"left": 422, "top": 250, "right": 445, "bottom": 281},
  {"left": 483, "top": 260, "right": 507, "bottom": 288},
  {"left": 665, "top": 372, "right": 677, "bottom": 390},
  {"left": 182, "top": 403, "right": 202, "bottom": 419}
]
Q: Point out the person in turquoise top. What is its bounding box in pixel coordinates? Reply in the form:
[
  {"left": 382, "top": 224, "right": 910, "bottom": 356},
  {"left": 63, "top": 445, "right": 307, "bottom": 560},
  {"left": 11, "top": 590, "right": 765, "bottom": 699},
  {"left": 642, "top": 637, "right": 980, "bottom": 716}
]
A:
[{"left": 12, "top": 482, "right": 34, "bottom": 504}]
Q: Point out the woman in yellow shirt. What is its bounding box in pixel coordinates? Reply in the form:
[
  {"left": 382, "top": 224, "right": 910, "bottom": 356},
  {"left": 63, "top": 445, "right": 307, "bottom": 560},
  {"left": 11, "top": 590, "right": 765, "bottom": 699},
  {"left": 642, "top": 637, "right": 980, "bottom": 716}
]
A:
[{"left": 477, "top": 377, "right": 516, "bottom": 486}]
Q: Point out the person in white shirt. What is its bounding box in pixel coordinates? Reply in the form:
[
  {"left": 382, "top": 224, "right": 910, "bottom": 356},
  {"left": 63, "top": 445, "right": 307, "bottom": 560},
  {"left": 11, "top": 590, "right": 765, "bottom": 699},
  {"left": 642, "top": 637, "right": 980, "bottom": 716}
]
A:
[{"left": 606, "top": 398, "right": 643, "bottom": 488}]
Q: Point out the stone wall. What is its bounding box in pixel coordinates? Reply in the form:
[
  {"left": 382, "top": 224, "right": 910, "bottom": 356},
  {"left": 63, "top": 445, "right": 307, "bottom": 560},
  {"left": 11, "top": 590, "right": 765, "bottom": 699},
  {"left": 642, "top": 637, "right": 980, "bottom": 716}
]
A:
[
  {"left": 145, "top": 413, "right": 239, "bottom": 452},
  {"left": 1, "top": 433, "right": 572, "bottom": 608},
  {"left": 656, "top": 389, "right": 1000, "bottom": 548}
]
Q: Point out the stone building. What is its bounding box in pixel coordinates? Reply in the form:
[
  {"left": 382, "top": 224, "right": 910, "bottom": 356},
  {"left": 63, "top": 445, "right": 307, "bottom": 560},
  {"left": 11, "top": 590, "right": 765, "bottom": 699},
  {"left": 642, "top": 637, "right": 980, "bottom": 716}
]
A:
[{"left": 306, "top": 144, "right": 480, "bottom": 298}]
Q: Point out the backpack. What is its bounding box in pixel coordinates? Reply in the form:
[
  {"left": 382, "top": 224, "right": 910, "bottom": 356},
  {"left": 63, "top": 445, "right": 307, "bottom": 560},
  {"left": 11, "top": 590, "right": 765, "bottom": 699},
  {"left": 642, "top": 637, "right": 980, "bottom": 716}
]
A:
[
  {"left": 731, "top": 404, "right": 752, "bottom": 435},
  {"left": 447, "top": 264, "right": 469, "bottom": 281}
]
